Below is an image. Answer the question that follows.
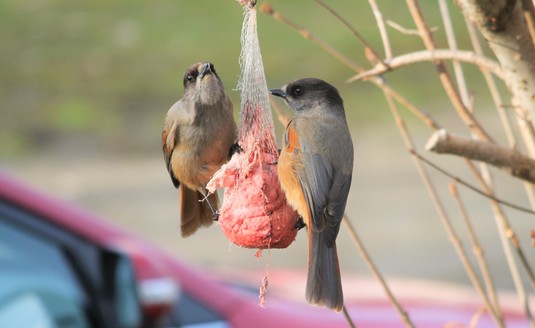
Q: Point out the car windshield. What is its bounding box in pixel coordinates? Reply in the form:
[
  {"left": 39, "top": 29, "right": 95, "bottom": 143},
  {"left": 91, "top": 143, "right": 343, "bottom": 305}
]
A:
[{"left": 0, "top": 213, "right": 90, "bottom": 328}]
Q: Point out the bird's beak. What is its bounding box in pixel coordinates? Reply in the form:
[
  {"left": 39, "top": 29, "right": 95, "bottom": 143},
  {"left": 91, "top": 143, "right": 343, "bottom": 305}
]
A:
[
  {"left": 269, "top": 89, "right": 287, "bottom": 99},
  {"left": 199, "top": 63, "right": 213, "bottom": 79}
]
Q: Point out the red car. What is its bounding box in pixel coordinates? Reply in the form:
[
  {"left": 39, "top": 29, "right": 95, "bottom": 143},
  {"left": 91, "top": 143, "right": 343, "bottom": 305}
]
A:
[{"left": 0, "top": 172, "right": 529, "bottom": 327}]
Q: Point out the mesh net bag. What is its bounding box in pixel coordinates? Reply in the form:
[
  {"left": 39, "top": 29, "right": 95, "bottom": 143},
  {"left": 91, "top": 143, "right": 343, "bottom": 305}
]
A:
[{"left": 207, "top": 2, "right": 299, "bottom": 249}]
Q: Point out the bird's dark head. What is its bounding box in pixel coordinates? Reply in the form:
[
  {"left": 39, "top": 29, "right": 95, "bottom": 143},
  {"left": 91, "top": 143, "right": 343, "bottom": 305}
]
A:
[
  {"left": 270, "top": 78, "right": 343, "bottom": 113},
  {"left": 183, "top": 62, "right": 226, "bottom": 105}
]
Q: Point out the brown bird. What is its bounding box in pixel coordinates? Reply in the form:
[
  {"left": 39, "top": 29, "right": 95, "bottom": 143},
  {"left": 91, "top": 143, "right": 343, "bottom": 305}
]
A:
[
  {"left": 162, "top": 62, "right": 237, "bottom": 237},
  {"left": 270, "top": 78, "right": 354, "bottom": 312}
]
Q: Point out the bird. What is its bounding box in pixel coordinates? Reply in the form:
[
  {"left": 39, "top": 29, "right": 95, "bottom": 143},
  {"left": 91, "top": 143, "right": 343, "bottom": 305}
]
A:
[
  {"left": 162, "top": 62, "right": 237, "bottom": 237},
  {"left": 270, "top": 78, "right": 354, "bottom": 312}
]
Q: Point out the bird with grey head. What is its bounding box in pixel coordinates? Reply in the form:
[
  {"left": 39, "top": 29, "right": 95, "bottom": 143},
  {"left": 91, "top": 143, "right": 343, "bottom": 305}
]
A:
[
  {"left": 270, "top": 78, "right": 354, "bottom": 312},
  {"left": 162, "top": 62, "right": 238, "bottom": 237}
]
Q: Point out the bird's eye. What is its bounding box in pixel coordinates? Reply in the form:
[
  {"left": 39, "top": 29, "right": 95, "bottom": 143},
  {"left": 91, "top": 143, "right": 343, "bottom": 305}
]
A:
[
  {"left": 186, "top": 75, "right": 195, "bottom": 83},
  {"left": 293, "top": 87, "right": 303, "bottom": 96}
]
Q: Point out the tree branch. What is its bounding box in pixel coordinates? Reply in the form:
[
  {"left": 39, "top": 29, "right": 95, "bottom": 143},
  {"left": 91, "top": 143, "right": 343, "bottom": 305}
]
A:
[
  {"left": 346, "top": 49, "right": 505, "bottom": 83},
  {"left": 426, "top": 129, "right": 535, "bottom": 184}
]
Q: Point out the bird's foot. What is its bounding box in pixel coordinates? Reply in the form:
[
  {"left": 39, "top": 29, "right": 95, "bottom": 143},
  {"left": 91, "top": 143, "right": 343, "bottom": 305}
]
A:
[
  {"left": 199, "top": 191, "right": 219, "bottom": 221},
  {"left": 295, "top": 216, "right": 306, "bottom": 230},
  {"left": 228, "top": 143, "right": 243, "bottom": 158},
  {"left": 213, "top": 211, "right": 220, "bottom": 221},
  {"left": 268, "top": 149, "right": 281, "bottom": 165}
]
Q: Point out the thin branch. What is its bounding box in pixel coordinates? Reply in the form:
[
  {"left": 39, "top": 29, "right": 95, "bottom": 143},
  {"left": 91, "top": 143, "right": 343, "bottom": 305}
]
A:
[
  {"left": 464, "top": 159, "right": 535, "bottom": 325},
  {"left": 438, "top": 0, "right": 470, "bottom": 106},
  {"left": 406, "top": 0, "right": 494, "bottom": 143},
  {"left": 439, "top": 6, "right": 504, "bottom": 322},
  {"left": 386, "top": 20, "right": 437, "bottom": 36},
  {"left": 449, "top": 182, "right": 503, "bottom": 323},
  {"left": 342, "top": 305, "right": 356, "bottom": 328},
  {"left": 413, "top": 151, "right": 535, "bottom": 214},
  {"left": 347, "top": 50, "right": 505, "bottom": 83},
  {"left": 386, "top": 54, "right": 534, "bottom": 326},
  {"left": 435, "top": 181, "right": 505, "bottom": 327},
  {"left": 380, "top": 79, "right": 506, "bottom": 326},
  {"left": 368, "top": 0, "right": 392, "bottom": 58},
  {"left": 464, "top": 16, "right": 535, "bottom": 295},
  {"left": 342, "top": 216, "right": 415, "bottom": 328},
  {"left": 426, "top": 129, "right": 535, "bottom": 184},
  {"left": 375, "top": 79, "right": 442, "bottom": 130},
  {"left": 315, "top": 0, "right": 387, "bottom": 69},
  {"left": 260, "top": 3, "right": 361, "bottom": 72}
]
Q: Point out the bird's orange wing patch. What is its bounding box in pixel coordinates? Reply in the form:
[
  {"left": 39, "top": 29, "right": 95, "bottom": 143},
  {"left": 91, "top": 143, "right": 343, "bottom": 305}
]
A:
[
  {"left": 162, "top": 124, "right": 177, "bottom": 155},
  {"left": 285, "top": 125, "right": 300, "bottom": 153},
  {"left": 162, "top": 130, "right": 170, "bottom": 153}
]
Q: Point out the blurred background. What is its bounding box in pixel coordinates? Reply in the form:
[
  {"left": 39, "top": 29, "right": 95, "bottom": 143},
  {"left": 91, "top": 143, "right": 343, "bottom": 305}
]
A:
[{"left": 2, "top": 0, "right": 533, "bottom": 295}]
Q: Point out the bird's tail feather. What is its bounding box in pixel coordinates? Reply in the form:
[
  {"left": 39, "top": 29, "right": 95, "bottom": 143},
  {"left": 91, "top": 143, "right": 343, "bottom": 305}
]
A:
[
  {"left": 180, "top": 187, "right": 219, "bottom": 237},
  {"left": 305, "top": 229, "right": 344, "bottom": 312}
]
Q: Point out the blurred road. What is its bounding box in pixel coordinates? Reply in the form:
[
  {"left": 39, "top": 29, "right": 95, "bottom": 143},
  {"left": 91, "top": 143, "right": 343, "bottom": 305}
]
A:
[{"left": 4, "top": 126, "right": 534, "bottom": 295}]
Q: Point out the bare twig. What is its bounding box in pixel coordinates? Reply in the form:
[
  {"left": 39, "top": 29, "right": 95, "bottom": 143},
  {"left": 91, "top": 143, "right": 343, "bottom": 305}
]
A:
[
  {"left": 450, "top": 7, "right": 534, "bottom": 320},
  {"left": 342, "top": 305, "right": 356, "bottom": 328},
  {"left": 342, "top": 216, "right": 415, "bottom": 328},
  {"left": 426, "top": 129, "right": 535, "bottom": 184},
  {"left": 449, "top": 182, "right": 503, "bottom": 322},
  {"left": 435, "top": 181, "right": 505, "bottom": 327},
  {"left": 406, "top": 0, "right": 493, "bottom": 143},
  {"left": 416, "top": 152, "right": 535, "bottom": 323},
  {"left": 380, "top": 81, "right": 506, "bottom": 326},
  {"left": 464, "top": 14, "right": 535, "bottom": 319},
  {"left": 386, "top": 20, "right": 437, "bottom": 36},
  {"left": 464, "top": 160, "right": 535, "bottom": 325},
  {"left": 438, "top": 0, "right": 469, "bottom": 105},
  {"left": 368, "top": 0, "right": 392, "bottom": 58},
  {"left": 439, "top": 4, "right": 504, "bottom": 322},
  {"left": 315, "top": 0, "right": 387, "bottom": 69},
  {"left": 346, "top": 50, "right": 505, "bottom": 83},
  {"left": 260, "top": 3, "right": 361, "bottom": 72},
  {"left": 413, "top": 151, "right": 535, "bottom": 214}
]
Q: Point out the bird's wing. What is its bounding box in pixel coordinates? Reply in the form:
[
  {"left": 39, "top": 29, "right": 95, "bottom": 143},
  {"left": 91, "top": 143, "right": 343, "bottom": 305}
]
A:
[
  {"left": 287, "top": 123, "right": 350, "bottom": 248},
  {"left": 162, "top": 123, "right": 180, "bottom": 188},
  {"left": 162, "top": 99, "right": 192, "bottom": 189}
]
